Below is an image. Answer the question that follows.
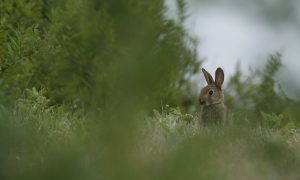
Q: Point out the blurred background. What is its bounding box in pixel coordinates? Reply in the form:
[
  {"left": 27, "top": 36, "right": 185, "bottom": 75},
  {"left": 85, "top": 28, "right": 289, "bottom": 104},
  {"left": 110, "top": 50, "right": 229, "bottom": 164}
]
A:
[
  {"left": 166, "top": 0, "right": 300, "bottom": 98},
  {"left": 1, "top": 0, "right": 300, "bottom": 179}
]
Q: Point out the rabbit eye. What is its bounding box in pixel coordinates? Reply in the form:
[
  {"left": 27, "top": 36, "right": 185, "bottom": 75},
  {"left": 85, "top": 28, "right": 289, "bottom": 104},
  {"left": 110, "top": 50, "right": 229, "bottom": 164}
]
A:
[{"left": 208, "top": 90, "right": 214, "bottom": 96}]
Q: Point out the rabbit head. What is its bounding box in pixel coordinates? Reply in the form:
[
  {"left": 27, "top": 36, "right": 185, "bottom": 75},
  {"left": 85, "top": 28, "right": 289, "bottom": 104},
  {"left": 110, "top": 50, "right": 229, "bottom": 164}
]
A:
[{"left": 199, "top": 68, "right": 225, "bottom": 106}]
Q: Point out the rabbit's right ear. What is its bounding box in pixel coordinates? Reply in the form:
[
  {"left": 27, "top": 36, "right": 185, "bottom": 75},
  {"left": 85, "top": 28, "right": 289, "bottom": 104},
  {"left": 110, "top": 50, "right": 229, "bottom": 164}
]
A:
[
  {"left": 202, "top": 68, "right": 214, "bottom": 85},
  {"left": 215, "top": 67, "right": 224, "bottom": 89}
]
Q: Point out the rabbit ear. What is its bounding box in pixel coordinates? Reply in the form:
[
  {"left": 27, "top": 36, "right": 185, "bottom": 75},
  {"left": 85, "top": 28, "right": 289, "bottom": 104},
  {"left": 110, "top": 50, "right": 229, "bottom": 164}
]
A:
[
  {"left": 215, "top": 67, "right": 224, "bottom": 89},
  {"left": 202, "top": 68, "right": 214, "bottom": 85}
]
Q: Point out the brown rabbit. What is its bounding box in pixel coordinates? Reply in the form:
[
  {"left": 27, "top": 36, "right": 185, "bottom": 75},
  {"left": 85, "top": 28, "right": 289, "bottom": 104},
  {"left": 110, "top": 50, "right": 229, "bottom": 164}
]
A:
[{"left": 198, "top": 67, "right": 226, "bottom": 125}]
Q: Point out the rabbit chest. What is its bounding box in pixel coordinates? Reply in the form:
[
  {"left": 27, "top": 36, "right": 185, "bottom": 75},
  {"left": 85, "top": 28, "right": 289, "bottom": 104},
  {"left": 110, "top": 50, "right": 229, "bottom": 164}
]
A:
[{"left": 201, "top": 104, "right": 226, "bottom": 125}]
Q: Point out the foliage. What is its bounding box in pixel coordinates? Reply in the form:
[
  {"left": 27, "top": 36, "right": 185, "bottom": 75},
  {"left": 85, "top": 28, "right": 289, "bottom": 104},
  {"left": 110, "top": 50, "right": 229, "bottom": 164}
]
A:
[
  {"left": 0, "top": 0, "right": 49, "bottom": 104},
  {"left": 225, "top": 52, "right": 300, "bottom": 126},
  {"left": 0, "top": 0, "right": 200, "bottom": 110}
]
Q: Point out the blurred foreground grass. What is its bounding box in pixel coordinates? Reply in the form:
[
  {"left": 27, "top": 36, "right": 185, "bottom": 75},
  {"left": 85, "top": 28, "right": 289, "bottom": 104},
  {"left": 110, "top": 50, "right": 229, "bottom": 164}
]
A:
[{"left": 1, "top": 96, "right": 300, "bottom": 180}]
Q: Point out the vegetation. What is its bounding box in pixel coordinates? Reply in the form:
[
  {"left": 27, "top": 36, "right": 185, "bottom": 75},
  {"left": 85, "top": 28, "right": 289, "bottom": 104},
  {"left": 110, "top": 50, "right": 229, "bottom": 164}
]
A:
[{"left": 1, "top": 0, "right": 300, "bottom": 179}]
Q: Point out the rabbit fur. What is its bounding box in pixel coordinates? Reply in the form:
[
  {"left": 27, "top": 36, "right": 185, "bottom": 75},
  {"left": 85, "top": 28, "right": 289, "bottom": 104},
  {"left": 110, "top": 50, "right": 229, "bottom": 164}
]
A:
[{"left": 199, "top": 67, "right": 227, "bottom": 125}]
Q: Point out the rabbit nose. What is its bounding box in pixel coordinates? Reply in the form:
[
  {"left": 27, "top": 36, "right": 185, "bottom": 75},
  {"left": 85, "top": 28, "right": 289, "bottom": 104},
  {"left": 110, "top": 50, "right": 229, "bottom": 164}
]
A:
[{"left": 199, "top": 98, "right": 205, "bottom": 105}]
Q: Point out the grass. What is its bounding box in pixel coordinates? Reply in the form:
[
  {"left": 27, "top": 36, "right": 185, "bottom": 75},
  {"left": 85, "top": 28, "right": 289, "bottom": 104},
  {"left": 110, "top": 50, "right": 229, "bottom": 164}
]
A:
[
  {"left": 143, "top": 108, "right": 300, "bottom": 180},
  {"left": 1, "top": 88, "right": 300, "bottom": 180}
]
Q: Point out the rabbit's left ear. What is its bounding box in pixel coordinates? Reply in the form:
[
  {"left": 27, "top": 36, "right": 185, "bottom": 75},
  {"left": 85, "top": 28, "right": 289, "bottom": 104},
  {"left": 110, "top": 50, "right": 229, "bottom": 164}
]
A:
[
  {"left": 215, "top": 68, "right": 224, "bottom": 89},
  {"left": 202, "top": 68, "right": 214, "bottom": 85}
]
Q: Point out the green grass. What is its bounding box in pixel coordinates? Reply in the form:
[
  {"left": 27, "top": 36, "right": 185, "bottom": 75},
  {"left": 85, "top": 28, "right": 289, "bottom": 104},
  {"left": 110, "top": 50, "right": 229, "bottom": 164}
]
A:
[{"left": 1, "top": 94, "right": 300, "bottom": 180}]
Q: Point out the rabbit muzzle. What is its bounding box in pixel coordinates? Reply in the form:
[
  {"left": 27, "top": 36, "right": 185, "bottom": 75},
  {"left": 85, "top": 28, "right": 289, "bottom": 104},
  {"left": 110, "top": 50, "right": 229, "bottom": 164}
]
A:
[{"left": 198, "top": 98, "right": 206, "bottom": 105}]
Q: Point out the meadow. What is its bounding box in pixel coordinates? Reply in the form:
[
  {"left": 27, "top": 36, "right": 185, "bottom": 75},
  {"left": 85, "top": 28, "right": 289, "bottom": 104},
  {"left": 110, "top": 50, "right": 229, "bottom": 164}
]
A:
[{"left": 1, "top": 1, "right": 300, "bottom": 179}]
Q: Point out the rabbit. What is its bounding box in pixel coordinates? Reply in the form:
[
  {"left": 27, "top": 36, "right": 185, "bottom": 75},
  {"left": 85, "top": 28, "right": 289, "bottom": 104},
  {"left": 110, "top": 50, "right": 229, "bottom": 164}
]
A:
[{"left": 198, "top": 67, "right": 227, "bottom": 125}]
